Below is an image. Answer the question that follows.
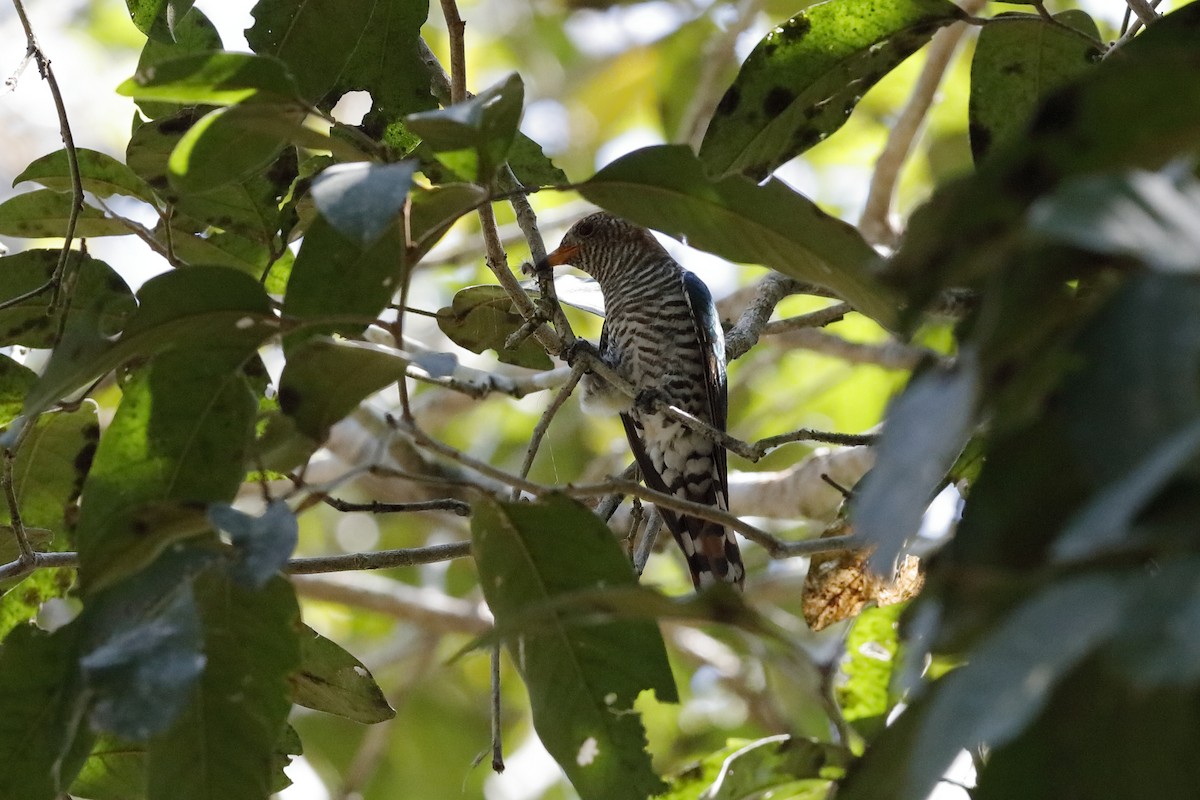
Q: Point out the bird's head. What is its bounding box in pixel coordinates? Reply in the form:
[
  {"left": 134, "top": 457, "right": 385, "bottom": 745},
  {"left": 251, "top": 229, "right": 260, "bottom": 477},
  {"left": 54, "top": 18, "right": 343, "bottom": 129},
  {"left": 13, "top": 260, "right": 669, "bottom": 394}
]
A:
[{"left": 538, "top": 211, "right": 668, "bottom": 285}]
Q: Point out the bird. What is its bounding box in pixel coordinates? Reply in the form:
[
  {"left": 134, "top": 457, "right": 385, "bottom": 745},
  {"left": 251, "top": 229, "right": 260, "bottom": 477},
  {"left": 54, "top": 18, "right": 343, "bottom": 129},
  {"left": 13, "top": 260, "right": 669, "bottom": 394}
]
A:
[{"left": 539, "top": 211, "right": 744, "bottom": 589}]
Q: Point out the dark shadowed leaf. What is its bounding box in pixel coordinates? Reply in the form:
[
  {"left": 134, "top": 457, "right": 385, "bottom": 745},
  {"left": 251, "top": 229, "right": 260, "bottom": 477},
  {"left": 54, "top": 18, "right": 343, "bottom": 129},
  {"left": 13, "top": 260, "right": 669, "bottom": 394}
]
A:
[
  {"left": 27, "top": 266, "right": 273, "bottom": 416},
  {"left": 246, "top": 0, "right": 436, "bottom": 139},
  {"left": 661, "top": 736, "right": 845, "bottom": 800},
  {"left": 282, "top": 216, "right": 406, "bottom": 346},
  {"left": 1028, "top": 166, "right": 1200, "bottom": 272},
  {"left": 969, "top": 11, "right": 1101, "bottom": 162},
  {"left": 406, "top": 73, "right": 524, "bottom": 183},
  {"left": 471, "top": 493, "right": 677, "bottom": 800},
  {"left": 0, "top": 623, "right": 93, "bottom": 800},
  {"left": 79, "top": 548, "right": 212, "bottom": 740},
  {"left": 208, "top": 501, "right": 299, "bottom": 588},
  {"left": 437, "top": 284, "right": 553, "bottom": 369},
  {"left": 699, "top": 0, "right": 963, "bottom": 179},
  {"left": 125, "top": 109, "right": 293, "bottom": 243},
  {"left": 311, "top": 161, "right": 417, "bottom": 247},
  {"left": 167, "top": 104, "right": 298, "bottom": 193},
  {"left": 72, "top": 349, "right": 258, "bottom": 592},
  {"left": 579, "top": 145, "right": 898, "bottom": 328},
  {"left": 894, "top": 576, "right": 1124, "bottom": 800},
  {"left": 277, "top": 337, "right": 412, "bottom": 443},
  {"left": 117, "top": 51, "right": 300, "bottom": 106},
  {"left": 290, "top": 624, "right": 395, "bottom": 723},
  {"left": 14, "top": 148, "right": 157, "bottom": 203},
  {"left": 0, "top": 190, "right": 131, "bottom": 238},
  {"left": 407, "top": 182, "right": 489, "bottom": 256},
  {"left": 853, "top": 350, "right": 979, "bottom": 572},
  {"left": 0, "top": 249, "right": 133, "bottom": 350},
  {"left": 146, "top": 571, "right": 299, "bottom": 800}
]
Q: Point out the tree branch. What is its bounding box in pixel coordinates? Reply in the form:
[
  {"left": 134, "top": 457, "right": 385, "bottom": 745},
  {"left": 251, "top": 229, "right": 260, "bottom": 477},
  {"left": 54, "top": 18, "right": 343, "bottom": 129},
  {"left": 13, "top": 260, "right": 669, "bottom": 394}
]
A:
[{"left": 859, "top": 0, "right": 987, "bottom": 247}]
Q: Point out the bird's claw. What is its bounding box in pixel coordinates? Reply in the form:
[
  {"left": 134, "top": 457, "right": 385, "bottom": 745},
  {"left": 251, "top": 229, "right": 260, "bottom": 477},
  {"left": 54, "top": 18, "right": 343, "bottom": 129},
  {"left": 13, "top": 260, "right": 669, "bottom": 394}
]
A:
[{"left": 563, "top": 338, "right": 602, "bottom": 369}]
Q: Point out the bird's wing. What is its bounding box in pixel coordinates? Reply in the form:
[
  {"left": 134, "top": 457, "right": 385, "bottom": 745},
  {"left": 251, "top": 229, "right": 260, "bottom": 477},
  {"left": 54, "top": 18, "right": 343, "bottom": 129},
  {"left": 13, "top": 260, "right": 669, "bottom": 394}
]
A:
[{"left": 680, "top": 270, "right": 729, "bottom": 511}]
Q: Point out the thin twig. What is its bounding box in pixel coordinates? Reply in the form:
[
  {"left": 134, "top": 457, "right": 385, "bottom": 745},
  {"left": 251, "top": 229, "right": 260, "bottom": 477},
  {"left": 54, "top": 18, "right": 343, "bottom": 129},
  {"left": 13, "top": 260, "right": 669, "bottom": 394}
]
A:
[
  {"left": 12, "top": 0, "right": 83, "bottom": 316},
  {"left": 285, "top": 541, "right": 472, "bottom": 573},
  {"left": 490, "top": 644, "right": 505, "bottom": 772},
  {"left": 293, "top": 573, "right": 489, "bottom": 634},
  {"left": 513, "top": 360, "right": 587, "bottom": 500},
  {"left": 859, "top": 0, "right": 987, "bottom": 247},
  {"left": 762, "top": 302, "right": 851, "bottom": 336},
  {"left": 321, "top": 496, "right": 472, "bottom": 516},
  {"left": 2, "top": 422, "right": 36, "bottom": 565}
]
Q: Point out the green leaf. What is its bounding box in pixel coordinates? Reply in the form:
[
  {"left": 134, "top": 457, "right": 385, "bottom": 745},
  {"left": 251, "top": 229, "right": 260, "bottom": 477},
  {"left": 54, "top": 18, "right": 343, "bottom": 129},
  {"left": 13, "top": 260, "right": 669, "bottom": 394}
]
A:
[
  {"left": 79, "top": 548, "right": 211, "bottom": 740},
  {"left": 837, "top": 603, "right": 906, "bottom": 738},
  {"left": 406, "top": 73, "right": 525, "bottom": 183},
  {"left": 246, "top": 0, "right": 436, "bottom": 137},
  {"left": 125, "top": 0, "right": 197, "bottom": 41},
  {"left": 0, "top": 567, "right": 75, "bottom": 639},
  {"left": 73, "top": 349, "right": 258, "bottom": 592},
  {"left": 290, "top": 624, "right": 395, "bottom": 723},
  {"left": 436, "top": 285, "right": 553, "bottom": 370},
  {"left": 471, "top": 493, "right": 677, "bottom": 800},
  {"left": 408, "top": 182, "right": 488, "bottom": 255},
  {"left": 70, "top": 734, "right": 147, "bottom": 800},
  {"left": 14, "top": 148, "right": 157, "bottom": 203},
  {"left": 579, "top": 145, "right": 899, "bottom": 328},
  {"left": 208, "top": 501, "right": 298, "bottom": 588},
  {"left": 1027, "top": 166, "right": 1200, "bottom": 273},
  {"left": 163, "top": 221, "right": 293, "bottom": 291},
  {"left": 0, "top": 249, "right": 134, "bottom": 349},
  {"left": 132, "top": 5, "right": 223, "bottom": 119},
  {"left": 969, "top": 11, "right": 1101, "bottom": 162},
  {"left": 146, "top": 571, "right": 300, "bottom": 800},
  {"left": 278, "top": 337, "right": 410, "bottom": 442},
  {"left": 506, "top": 132, "right": 569, "bottom": 188},
  {"left": 13, "top": 405, "right": 101, "bottom": 541},
  {"left": 0, "top": 190, "right": 131, "bottom": 238},
  {"left": 0, "top": 623, "right": 93, "bottom": 800},
  {"left": 311, "top": 161, "right": 417, "bottom": 247},
  {"left": 892, "top": 576, "right": 1125, "bottom": 800},
  {"left": 699, "top": 0, "right": 963, "bottom": 179},
  {"left": 0, "top": 355, "right": 37, "bottom": 426},
  {"left": 888, "top": 2, "right": 1200, "bottom": 311},
  {"left": 118, "top": 51, "right": 301, "bottom": 106},
  {"left": 125, "top": 109, "right": 294, "bottom": 243},
  {"left": 27, "top": 266, "right": 273, "bottom": 415},
  {"left": 1105, "top": 558, "right": 1200, "bottom": 689},
  {"left": 663, "top": 736, "right": 844, "bottom": 800},
  {"left": 167, "top": 104, "right": 300, "bottom": 193},
  {"left": 282, "top": 216, "right": 406, "bottom": 345},
  {"left": 853, "top": 350, "right": 979, "bottom": 571}
]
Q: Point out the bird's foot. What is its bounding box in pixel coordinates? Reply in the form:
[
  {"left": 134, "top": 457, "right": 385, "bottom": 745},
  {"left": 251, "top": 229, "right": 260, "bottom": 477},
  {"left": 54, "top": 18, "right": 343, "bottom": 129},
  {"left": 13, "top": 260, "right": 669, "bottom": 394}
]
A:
[{"left": 563, "top": 338, "right": 602, "bottom": 369}]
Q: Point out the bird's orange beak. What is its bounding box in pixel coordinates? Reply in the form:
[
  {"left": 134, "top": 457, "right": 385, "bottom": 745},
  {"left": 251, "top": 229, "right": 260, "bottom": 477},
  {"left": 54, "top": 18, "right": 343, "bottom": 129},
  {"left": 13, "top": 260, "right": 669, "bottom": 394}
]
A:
[{"left": 541, "top": 243, "right": 580, "bottom": 268}]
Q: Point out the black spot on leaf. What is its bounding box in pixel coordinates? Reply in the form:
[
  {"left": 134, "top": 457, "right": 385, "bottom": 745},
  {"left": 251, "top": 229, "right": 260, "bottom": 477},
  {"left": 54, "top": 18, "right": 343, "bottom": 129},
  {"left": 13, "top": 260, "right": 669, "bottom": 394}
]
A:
[
  {"left": 1030, "top": 87, "right": 1080, "bottom": 136},
  {"left": 763, "top": 87, "right": 796, "bottom": 116},
  {"left": 776, "top": 15, "right": 812, "bottom": 43}
]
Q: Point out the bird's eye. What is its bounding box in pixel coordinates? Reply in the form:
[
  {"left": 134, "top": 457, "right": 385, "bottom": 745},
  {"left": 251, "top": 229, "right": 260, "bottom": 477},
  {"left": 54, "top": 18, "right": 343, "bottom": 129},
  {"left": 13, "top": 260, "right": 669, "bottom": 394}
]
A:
[{"left": 575, "top": 220, "right": 596, "bottom": 238}]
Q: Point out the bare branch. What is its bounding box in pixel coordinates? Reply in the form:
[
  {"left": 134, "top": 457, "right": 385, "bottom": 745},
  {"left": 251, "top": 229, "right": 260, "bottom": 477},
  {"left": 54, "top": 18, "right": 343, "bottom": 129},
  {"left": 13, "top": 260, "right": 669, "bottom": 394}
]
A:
[
  {"left": 292, "top": 571, "right": 490, "bottom": 634},
  {"left": 859, "top": 0, "right": 988, "bottom": 247},
  {"left": 12, "top": 0, "right": 84, "bottom": 316},
  {"left": 513, "top": 360, "right": 587, "bottom": 499},
  {"left": 321, "top": 496, "right": 471, "bottom": 516},
  {"left": 768, "top": 327, "right": 941, "bottom": 371}
]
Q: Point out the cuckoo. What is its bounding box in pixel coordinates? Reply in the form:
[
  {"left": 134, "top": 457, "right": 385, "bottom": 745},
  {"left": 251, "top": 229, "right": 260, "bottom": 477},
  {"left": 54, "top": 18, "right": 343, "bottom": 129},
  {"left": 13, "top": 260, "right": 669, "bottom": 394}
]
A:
[{"left": 540, "top": 212, "right": 745, "bottom": 589}]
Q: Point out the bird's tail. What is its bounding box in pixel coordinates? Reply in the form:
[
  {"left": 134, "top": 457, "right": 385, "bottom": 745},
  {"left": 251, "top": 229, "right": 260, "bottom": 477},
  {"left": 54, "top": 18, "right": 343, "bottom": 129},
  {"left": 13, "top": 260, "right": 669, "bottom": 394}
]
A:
[{"left": 679, "top": 516, "right": 744, "bottom": 590}]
